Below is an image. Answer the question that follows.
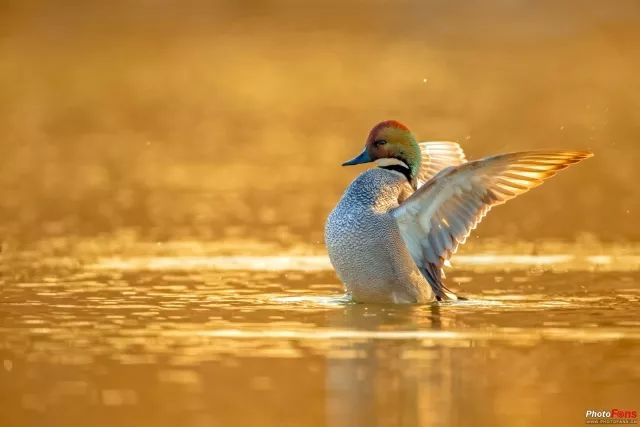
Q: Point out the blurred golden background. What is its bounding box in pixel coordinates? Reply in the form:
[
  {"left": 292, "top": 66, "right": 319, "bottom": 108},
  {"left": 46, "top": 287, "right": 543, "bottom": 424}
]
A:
[{"left": 1, "top": 0, "right": 639, "bottom": 246}]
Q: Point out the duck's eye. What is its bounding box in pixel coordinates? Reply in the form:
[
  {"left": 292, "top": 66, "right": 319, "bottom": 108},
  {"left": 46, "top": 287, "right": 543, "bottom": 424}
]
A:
[{"left": 374, "top": 139, "right": 387, "bottom": 147}]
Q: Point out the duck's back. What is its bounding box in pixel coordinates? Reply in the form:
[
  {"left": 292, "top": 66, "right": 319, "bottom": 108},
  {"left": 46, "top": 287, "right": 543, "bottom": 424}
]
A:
[{"left": 324, "top": 169, "right": 431, "bottom": 303}]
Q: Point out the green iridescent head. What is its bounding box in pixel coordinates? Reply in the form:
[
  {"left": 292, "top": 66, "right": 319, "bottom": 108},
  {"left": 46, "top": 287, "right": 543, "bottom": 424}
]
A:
[{"left": 342, "top": 120, "right": 421, "bottom": 181}]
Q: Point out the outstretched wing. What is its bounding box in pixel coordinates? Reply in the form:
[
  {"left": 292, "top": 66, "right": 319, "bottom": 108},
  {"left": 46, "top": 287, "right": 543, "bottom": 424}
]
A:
[
  {"left": 393, "top": 150, "right": 593, "bottom": 300},
  {"left": 417, "top": 142, "right": 467, "bottom": 186}
]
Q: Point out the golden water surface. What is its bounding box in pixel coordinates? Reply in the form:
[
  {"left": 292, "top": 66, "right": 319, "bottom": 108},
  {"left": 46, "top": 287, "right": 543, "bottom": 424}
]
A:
[
  {"left": 1, "top": 1, "right": 639, "bottom": 426},
  {"left": 1, "top": 240, "right": 640, "bottom": 426}
]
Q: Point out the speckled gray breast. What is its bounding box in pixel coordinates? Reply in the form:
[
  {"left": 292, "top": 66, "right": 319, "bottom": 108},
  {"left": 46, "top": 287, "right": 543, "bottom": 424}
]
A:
[{"left": 324, "top": 169, "right": 433, "bottom": 303}]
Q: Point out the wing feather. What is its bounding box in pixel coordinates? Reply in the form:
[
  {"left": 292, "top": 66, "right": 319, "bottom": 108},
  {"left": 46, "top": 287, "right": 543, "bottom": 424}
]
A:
[
  {"left": 417, "top": 142, "right": 467, "bottom": 186},
  {"left": 393, "top": 150, "right": 593, "bottom": 300}
]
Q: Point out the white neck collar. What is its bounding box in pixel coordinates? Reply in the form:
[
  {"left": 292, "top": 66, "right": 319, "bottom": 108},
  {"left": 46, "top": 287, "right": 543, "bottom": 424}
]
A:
[{"left": 375, "top": 158, "right": 410, "bottom": 169}]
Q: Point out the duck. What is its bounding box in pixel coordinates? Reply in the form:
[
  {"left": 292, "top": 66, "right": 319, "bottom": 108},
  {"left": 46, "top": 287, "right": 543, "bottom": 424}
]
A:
[{"left": 324, "top": 120, "right": 592, "bottom": 303}]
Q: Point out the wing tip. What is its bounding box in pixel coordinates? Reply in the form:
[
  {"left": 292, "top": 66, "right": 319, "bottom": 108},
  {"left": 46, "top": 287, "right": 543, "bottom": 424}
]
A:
[
  {"left": 556, "top": 150, "right": 594, "bottom": 164},
  {"left": 562, "top": 150, "right": 595, "bottom": 165},
  {"left": 502, "top": 150, "right": 594, "bottom": 168},
  {"left": 562, "top": 150, "right": 593, "bottom": 159},
  {"left": 534, "top": 149, "right": 594, "bottom": 159}
]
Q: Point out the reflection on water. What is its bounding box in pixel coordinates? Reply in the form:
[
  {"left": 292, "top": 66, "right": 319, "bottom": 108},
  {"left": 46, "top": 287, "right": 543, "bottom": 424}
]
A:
[{"left": 1, "top": 239, "right": 639, "bottom": 426}]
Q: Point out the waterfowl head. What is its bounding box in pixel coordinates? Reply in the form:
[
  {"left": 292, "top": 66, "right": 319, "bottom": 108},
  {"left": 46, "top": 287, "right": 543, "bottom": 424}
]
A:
[{"left": 342, "top": 120, "right": 421, "bottom": 185}]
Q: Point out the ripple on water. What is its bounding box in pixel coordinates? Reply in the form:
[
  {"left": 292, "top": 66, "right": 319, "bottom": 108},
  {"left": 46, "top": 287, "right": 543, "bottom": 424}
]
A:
[
  {"left": 87, "top": 253, "right": 640, "bottom": 272},
  {"left": 0, "top": 243, "right": 639, "bottom": 363},
  {"left": 0, "top": 243, "right": 639, "bottom": 427}
]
